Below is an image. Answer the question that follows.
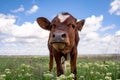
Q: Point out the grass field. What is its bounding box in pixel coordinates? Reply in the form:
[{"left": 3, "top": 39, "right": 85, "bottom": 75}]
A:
[{"left": 0, "top": 55, "right": 120, "bottom": 80}]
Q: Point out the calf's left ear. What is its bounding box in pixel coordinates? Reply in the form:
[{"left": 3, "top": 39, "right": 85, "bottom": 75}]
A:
[{"left": 77, "top": 19, "right": 85, "bottom": 31}]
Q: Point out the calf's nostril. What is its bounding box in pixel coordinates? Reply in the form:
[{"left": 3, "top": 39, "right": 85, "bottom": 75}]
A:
[
  {"left": 61, "top": 33, "right": 66, "bottom": 38},
  {"left": 53, "top": 34, "right": 55, "bottom": 38}
]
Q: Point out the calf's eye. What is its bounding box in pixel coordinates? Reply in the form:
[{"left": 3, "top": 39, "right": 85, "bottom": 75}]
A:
[
  {"left": 51, "top": 24, "right": 56, "bottom": 29},
  {"left": 72, "top": 24, "right": 75, "bottom": 29}
]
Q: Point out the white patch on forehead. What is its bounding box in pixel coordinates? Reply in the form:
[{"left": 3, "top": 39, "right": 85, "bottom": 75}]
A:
[{"left": 58, "top": 14, "right": 70, "bottom": 23}]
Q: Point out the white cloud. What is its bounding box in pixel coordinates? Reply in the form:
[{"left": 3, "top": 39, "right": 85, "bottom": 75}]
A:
[
  {"left": 115, "top": 30, "right": 120, "bottom": 36},
  {"left": 11, "top": 5, "right": 24, "bottom": 13},
  {"left": 79, "top": 15, "right": 103, "bottom": 51},
  {"left": 0, "top": 13, "right": 49, "bottom": 55},
  {"left": 79, "top": 15, "right": 120, "bottom": 54},
  {"left": 81, "top": 15, "right": 103, "bottom": 34},
  {"left": 11, "top": 21, "right": 49, "bottom": 43},
  {"left": 85, "top": 32, "right": 99, "bottom": 40},
  {"left": 0, "top": 13, "right": 49, "bottom": 44},
  {"left": 0, "top": 13, "right": 120, "bottom": 55},
  {"left": 2, "top": 37, "right": 16, "bottom": 43},
  {"left": 100, "top": 24, "right": 115, "bottom": 32},
  {"left": 0, "top": 13, "right": 16, "bottom": 34},
  {"left": 109, "top": 0, "right": 120, "bottom": 15},
  {"left": 79, "top": 34, "right": 115, "bottom": 54},
  {"left": 101, "top": 35, "right": 113, "bottom": 42},
  {"left": 27, "top": 5, "right": 39, "bottom": 14},
  {"left": 12, "top": 21, "right": 49, "bottom": 38}
]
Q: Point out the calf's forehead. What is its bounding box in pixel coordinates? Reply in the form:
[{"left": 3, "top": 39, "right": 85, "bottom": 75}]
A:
[
  {"left": 58, "top": 14, "right": 70, "bottom": 23},
  {"left": 52, "top": 13, "right": 76, "bottom": 25}
]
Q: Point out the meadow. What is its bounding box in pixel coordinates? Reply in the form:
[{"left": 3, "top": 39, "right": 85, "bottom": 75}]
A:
[{"left": 0, "top": 55, "right": 120, "bottom": 80}]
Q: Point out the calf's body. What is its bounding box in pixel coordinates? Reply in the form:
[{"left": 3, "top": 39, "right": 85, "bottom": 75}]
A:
[{"left": 37, "top": 12, "right": 85, "bottom": 79}]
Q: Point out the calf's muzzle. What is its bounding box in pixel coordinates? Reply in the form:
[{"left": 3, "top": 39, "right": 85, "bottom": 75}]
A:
[
  {"left": 51, "top": 32, "right": 67, "bottom": 51},
  {"left": 52, "top": 32, "right": 66, "bottom": 43}
]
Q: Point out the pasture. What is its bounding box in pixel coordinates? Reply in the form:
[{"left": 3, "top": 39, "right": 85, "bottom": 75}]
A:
[{"left": 0, "top": 55, "right": 120, "bottom": 80}]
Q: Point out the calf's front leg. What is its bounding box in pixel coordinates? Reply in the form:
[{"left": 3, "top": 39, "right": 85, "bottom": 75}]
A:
[
  {"left": 49, "top": 54, "right": 53, "bottom": 72},
  {"left": 54, "top": 54, "right": 63, "bottom": 76},
  {"left": 70, "top": 48, "right": 77, "bottom": 80}
]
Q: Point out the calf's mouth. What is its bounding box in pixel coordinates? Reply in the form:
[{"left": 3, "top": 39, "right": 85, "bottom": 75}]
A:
[{"left": 51, "top": 42, "right": 67, "bottom": 51}]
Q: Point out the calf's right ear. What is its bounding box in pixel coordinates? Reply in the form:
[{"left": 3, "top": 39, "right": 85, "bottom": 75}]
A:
[
  {"left": 37, "top": 17, "right": 51, "bottom": 31},
  {"left": 77, "top": 19, "right": 85, "bottom": 31}
]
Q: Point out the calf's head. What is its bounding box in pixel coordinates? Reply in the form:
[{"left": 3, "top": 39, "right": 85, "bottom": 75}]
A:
[{"left": 37, "top": 12, "right": 85, "bottom": 52}]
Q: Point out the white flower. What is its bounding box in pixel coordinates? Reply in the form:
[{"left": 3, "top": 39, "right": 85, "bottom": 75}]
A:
[{"left": 105, "top": 76, "right": 112, "bottom": 80}]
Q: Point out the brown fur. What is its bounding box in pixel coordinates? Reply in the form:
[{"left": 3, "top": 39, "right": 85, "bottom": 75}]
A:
[{"left": 37, "top": 12, "right": 85, "bottom": 79}]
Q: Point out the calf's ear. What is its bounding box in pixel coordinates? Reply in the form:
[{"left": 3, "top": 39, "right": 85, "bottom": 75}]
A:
[
  {"left": 37, "top": 17, "right": 51, "bottom": 31},
  {"left": 77, "top": 19, "right": 85, "bottom": 31}
]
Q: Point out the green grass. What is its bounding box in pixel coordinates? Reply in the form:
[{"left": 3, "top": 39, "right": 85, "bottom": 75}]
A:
[{"left": 0, "top": 56, "right": 120, "bottom": 80}]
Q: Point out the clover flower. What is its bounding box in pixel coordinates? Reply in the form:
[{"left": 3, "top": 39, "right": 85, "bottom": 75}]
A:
[{"left": 105, "top": 76, "right": 112, "bottom": 80}]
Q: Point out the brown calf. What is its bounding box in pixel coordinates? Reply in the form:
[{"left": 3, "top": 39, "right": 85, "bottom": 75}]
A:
[{"left": 37, "top": 12, "right": 85, "bottom": 79}]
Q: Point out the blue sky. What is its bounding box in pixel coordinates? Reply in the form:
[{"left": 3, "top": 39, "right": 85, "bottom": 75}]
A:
[
  {"left": 0, "top": 0, "right": 120, "bottom": 55},
  {"left": 0, "top": 0, "right": 119, "bottom": 26}
]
